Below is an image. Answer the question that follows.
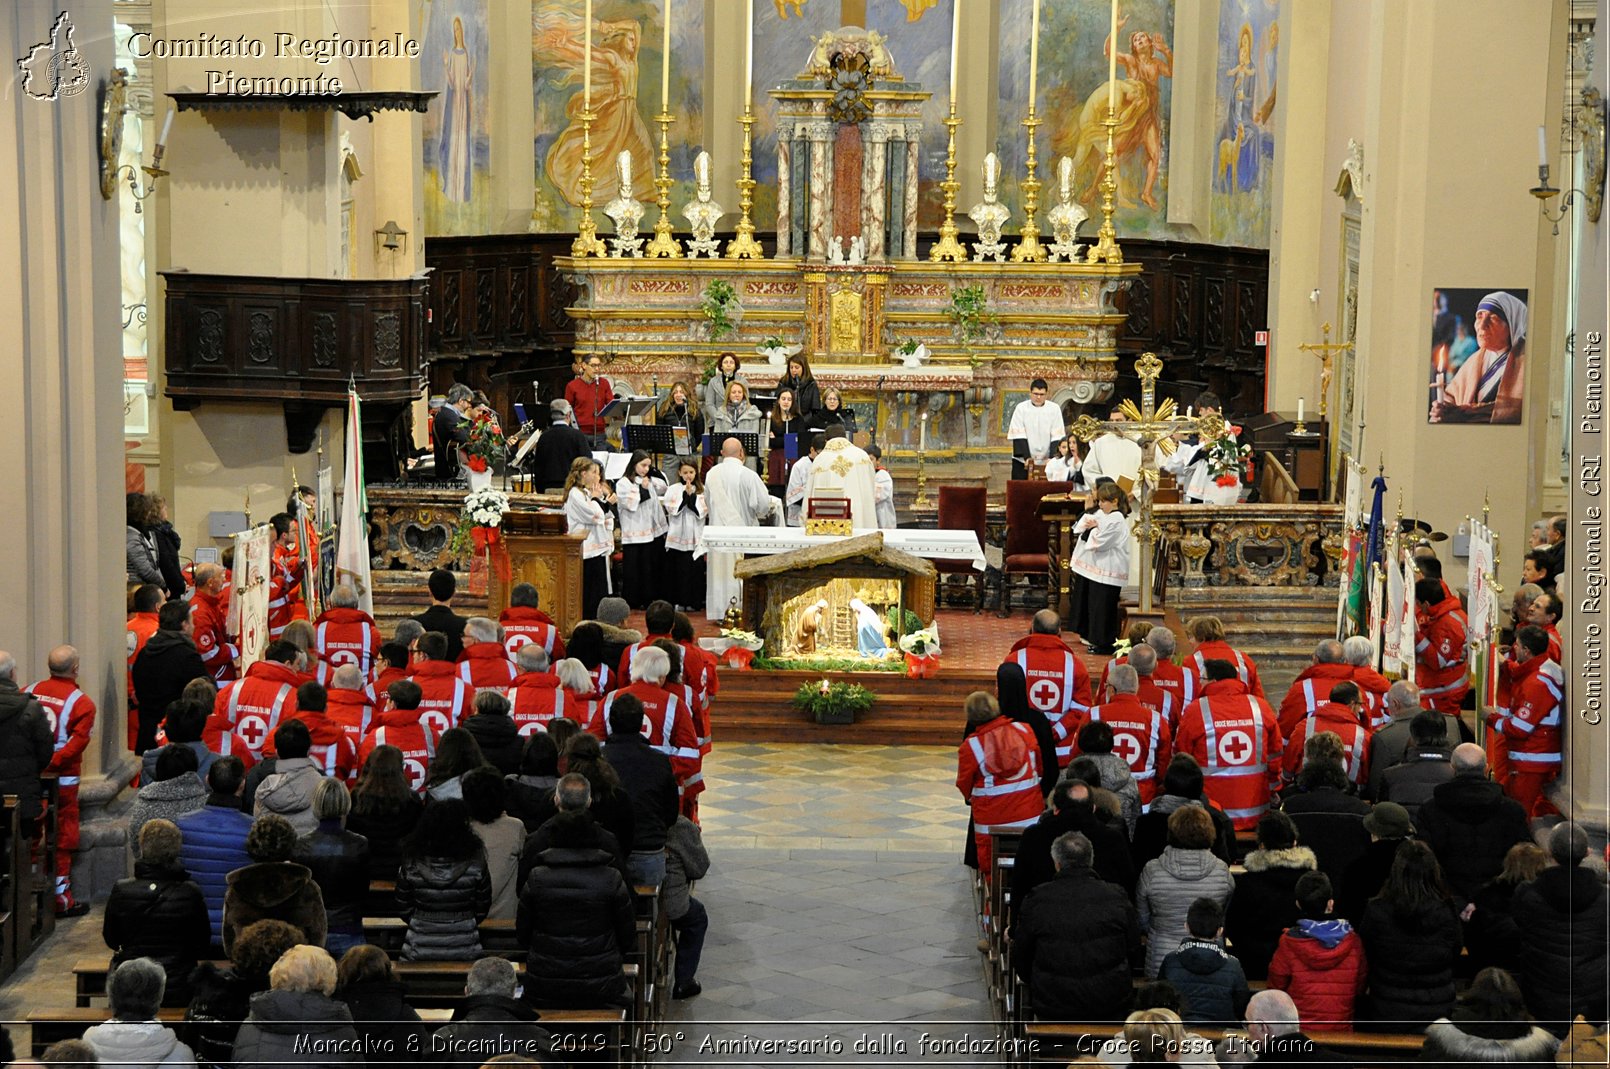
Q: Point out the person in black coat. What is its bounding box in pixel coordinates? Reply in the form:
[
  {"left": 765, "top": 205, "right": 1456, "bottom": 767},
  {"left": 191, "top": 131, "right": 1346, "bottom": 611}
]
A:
[
  {"left": 518, "top": 773, "right": 632, "bottom": 890},
  {"left": 1465, "top": 842, "right": 1549, "bottom": 974},
  {"left": 1012, "top": 830, "right": 1142, "bottom": 1022},
  {"left": 1376, "top": 711, "right": 1452, "bottom": 821},
  {"left": 1012, "top": 780, "right": 1134, "bottom": 923},
  {"left": 526, "top": 400, "right": 592, "bottom": 492},
  {"left": 505, "top": 732, "right": 561, "bottom": 833},
  {"left": 1336, "top": 802, "right": 1414, "bottom": 923},
  {"left": 131, "top": 601, "right": 212, "bottom": 754},
  {"left": 0, "top": 654, "right": 54, "bottom": 841},
  {"left": 1414, "top": 744, "right": 1531, "bottom": 906},
  {"left": 1132, "top": 755, "right": 1237, "bottom": 870},
  {"left": 433, "top": 386, "right": 472, "bottom": 480},
  {"left": 1357, "top": 840, "right": 1464, "bottom": 1029},
  {"left": 1500, "top": 823, "right": 1609, "bottom": 1034},
  {"left": 1227, "top": 812, "right": 1318, "bottom": 980},
  {"left": 147, "top": 494, "right": 188, "bottom": 600},
  {"left": 292, "top": 778, "right": 371, "bottom": 958},
  {"left": 411, "top": 571, "right": 469, "bottom": 661},
  {"left": 394, "top": 799, "right": 492, "bottom": 961},
  {"left": 1159, "top": 897, "right": 1253, "bottom": 1027},
  {"left": 179, "top": 917, "right": 305, "bottom": 1067},
  {"left": 463, "top": 692, "right": 524, "bottom": 775},
  {"left": 103, "top": 819, "right": 211, "bottom": 1006},
  {"left": 432, "top": 958, "right": 560, "bottom": 1069},
  {"left": 1278, "top": 744, "right": 1371, "bottom": 888},
  {"left": 334, "top": 945, "right": 426, "bottom": 1066},
  {"left": 601, "top": 694, "right": 680, "bottom": 887},
  {"left": 779, "top": 355, "right": 823, "bottom": 426},
  {"left": 517, "top": 809, "right": 636, "bottom": 1009}
]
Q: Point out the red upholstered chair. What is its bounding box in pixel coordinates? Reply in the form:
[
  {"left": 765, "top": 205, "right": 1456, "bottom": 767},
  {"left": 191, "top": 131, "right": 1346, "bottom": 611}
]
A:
[
  {"left": 935, "top": 486, "right": 988, "bottom": 613},
  {"left": 1000, "top": 480, "right": 1072, "bottom": 616}
]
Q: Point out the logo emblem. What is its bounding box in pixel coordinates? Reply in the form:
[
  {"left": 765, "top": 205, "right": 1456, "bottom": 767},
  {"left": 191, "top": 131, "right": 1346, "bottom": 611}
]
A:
[
  {"left": 17, "top": 12, "right": 88, "bottom": 101},
  {"left": 1217, "top": 729, "right": 1254, "bottom": 766},
  {"left": 1112, "top": 731, "right": 1144, "bottom": 767},
  {"left": 1028, "top": 679, "right": 1061, "bottom": 711}
]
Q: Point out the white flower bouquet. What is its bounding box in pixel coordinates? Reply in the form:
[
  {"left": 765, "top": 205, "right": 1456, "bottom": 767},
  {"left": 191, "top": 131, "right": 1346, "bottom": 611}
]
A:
[
  {"left": 464, "top": 487, "right": 510, "bottom": 527},
  {"left": 757, "top": 335, "right": 802, "bottom": 368}
]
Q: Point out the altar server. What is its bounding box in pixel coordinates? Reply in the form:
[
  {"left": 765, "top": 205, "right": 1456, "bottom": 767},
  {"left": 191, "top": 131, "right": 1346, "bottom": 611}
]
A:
[
  {"left": 1070, "top": 481, "right": 1133, "bottom": 656},
  {"left": 868, "top": 446, "right": 897, "bottom": 529},
  {"left": 564, "top": 457, "right": 616, "bottom": 621},
  {"left": 702, "top": 438, "right": 773, "bottom": 618},
  {"left": 1045, "top": 436, "right": 1080, "bottom": 485},
  {"left": 784, "top": 434, "right": 823, "bottom": 527},
  {"left": 1008, "top": 378, "right": 1065, "bottom": 479},
  {"left": 616, "top": 450, "right": 669, "bottom": 610},
  {"left": 1081, "top": 412, "right": 1143, "bottom": 491},
  {"left": 1160, "top": 392, "right": 1243, "bottom": 505},
  {"left": 663, "top": 459, "right": 707, "bottom": 612}
]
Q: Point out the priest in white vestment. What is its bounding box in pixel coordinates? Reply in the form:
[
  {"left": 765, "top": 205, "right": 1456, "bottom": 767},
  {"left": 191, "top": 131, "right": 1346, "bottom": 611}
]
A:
[
  {"left": 804, "top": 428, "right": 877, "bottom": 529},
  {"left": 703, "top": 437, "right": 776, "bottom": 615}
]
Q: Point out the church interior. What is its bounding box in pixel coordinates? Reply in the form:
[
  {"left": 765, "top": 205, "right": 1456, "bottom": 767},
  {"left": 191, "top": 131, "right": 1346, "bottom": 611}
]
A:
[{"left": 0, "top": 0, "right": 1606, "bottom": 1060}]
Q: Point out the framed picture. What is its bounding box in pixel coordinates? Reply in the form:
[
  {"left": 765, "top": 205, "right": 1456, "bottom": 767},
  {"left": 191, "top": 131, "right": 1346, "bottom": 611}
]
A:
[{"left": 1427, "top": 287, "right": 1528, "bottom": 425}]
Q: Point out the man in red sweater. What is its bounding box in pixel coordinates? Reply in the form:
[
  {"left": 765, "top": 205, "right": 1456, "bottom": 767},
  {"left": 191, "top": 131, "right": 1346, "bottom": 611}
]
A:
[
  {"left": 1280, "top": 682, "right": 1371, "bottom": 790},
  {"left": 209, "top": 640, "right": 302, "bottom": 760},
  {"left": 457, "top": 617, "right": 518, "bottom": 694},
  {"left": 190, "top": 563, "right": 239, "bottom": 682},
  {"left": 1277, "top": 640, "right": 1354, "bottom": 738},
  {"left": 565, "top": 355, "right": 614, "bottom": 440},
  {"left": 1414, "top": 578, "right": 1469, "bottom": 716},
  {"left": 24, "top": 645, "right": 98, "bottom": 915}
]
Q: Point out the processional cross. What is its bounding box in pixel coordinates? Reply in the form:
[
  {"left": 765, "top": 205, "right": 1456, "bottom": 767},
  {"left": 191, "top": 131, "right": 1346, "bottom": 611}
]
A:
[
  {"left": 1295, "top": 322, "right": 1353, "bottom": 419},
  {"left": 1068, "top": 352, "right": 1227, "bottom": 614}
]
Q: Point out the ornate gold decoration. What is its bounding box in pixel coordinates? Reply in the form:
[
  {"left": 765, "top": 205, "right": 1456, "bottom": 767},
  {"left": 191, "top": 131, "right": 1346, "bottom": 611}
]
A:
[
  {"left": 1296, "top": 322, "right": 1352, "bottom": 420},
  {"left": 829, "top": 290, "right": 864, "bottom": 355},
  {"left": 571, "top": 108, "right": 606, "bottom": 258},
  {"left": 1086, "top": 111, "right": 1123, "bottom": 264},
  {"left": 1011, "top": 109, "right": 1047, "bottom": 263},
  {"left": 805, "top": 517, "right": 853, "bottom": 536},
  {"left": 726, "top": 108, "right": 765, "bottom": 259},
  {"left": 929, "top": 103, "right": 966, "bottom": 262},
  {"left": 643, "top": 110, "right": 683, "bottom": 259}
]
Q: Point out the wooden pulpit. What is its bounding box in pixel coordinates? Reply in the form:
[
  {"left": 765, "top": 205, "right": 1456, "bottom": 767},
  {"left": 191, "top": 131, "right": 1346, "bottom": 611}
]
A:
[{"left": 486, "top": 511, "right": 587, "bottom": 636}]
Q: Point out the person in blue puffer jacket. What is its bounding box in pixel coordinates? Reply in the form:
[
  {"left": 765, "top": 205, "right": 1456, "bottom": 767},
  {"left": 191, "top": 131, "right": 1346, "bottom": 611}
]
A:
[{"left": 175, "top": 756, "right": 253, "bottom": 950}]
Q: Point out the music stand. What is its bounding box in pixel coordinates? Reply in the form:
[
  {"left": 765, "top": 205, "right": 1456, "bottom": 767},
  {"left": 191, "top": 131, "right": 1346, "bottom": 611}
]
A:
[
  {"left": 703, "top": 431, "right": 762, "bottom": 475},
  {"left": 624, "top": 424, "right": 692, "bottom": 464}
]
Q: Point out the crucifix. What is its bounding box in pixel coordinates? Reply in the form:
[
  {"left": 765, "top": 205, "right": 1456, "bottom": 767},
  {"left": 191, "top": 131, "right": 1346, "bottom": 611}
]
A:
[
  {"left": 1068, "top": 352, "right": 1226, "bottom": 614},
  {"left": 1295, "top": 322, "right": 1353, "bottom": 419}
]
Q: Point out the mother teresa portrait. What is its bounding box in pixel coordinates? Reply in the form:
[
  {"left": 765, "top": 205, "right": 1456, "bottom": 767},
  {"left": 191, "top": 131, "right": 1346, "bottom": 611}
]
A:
[{"left": 1429, "top": 288, "right": 1528, "bottom": 424}]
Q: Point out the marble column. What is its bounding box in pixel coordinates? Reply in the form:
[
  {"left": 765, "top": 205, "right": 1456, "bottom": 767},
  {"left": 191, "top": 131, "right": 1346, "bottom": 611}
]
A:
[
  {"left": 903, "top": 134, "right": 921, "bottom": 258},
  {"left": 863, "top": 123, "right": 890, "bottom": 262},
  {"left": 807, "top": 123, "right": 832, "bottom": 259},
  {"left": 776, "top": 122, "right": 793, "bottom": 257}
]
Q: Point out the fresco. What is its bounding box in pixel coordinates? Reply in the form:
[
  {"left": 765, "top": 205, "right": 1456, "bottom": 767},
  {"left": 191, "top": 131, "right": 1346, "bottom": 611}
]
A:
[
  {"left": 423, "top": 0, "right": 493, "bottom": 236},
  {"left": 1209, "top": 0, "right": 1278, "bottom": 246}
]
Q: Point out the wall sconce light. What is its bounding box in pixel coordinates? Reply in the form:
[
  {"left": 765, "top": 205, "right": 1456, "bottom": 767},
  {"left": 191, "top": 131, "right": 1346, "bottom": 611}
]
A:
[
  {"left": 1531, "top": 85, "right": 1606, "bottom": 235},
  {"left": 374, "top": 220, "right": 408, "bottom": 257}
]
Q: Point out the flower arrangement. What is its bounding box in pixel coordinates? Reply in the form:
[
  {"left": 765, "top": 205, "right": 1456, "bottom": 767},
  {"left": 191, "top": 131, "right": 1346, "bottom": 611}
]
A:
[
  {"left": 756, "top": 334, "right": 801, "bottom": 367},
  {"left": 898, "top": 624, "right": 942, "bottom": 678},
  {"left": 793, "top": 678, "right": 877, "bottom": 724},
  {"left": 462, "top": 414, "right": 508, "bottom": 473},
  {"left": 1204, "top": 424, "right": 1252, "bottom": 487},
  {"left": 893, "top": 337, "right": 930, "bottom": 368},
  {"left": 717, "top": 626, "right": 762, "bottom": 669},
  {"left": 947, "top": 284, "right": 998, "bottom": 346},
  {"left": 719, "top": 627, "right": 762, "bottom": 647},
  {"left": 699, "top": 279, "right": 743, "bottom": 341},
  {"left": 449, "top": 487, "right": 511, "bottom": 571}
]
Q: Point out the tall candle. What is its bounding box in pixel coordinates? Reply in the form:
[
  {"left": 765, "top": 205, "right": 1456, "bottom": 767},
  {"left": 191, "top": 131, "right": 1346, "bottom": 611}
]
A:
[
  {"left": 948, "top": 4, "right": 960, "bottom": 106},
  {"left": 1297, "top": 397, "right": 1305, "bottom": 423},
  {"left": 583, "top": 0, "right": 592, "bottom": 109},
  {"left": 1537, "top": 125, "right": 1548, "bottom": 168},
  {"left": 157, "top": 106, "right": 175, "bottom": 148},
  {"left": 1108, "top": 0, "right": 1119, "bottom": 117},
  {"left": 1027, "top": 0, "right": 1041, "bottom": 107},
  {"left": 920, "top": 411, "right": 928, "bottom": 452},
  {"left": 661, "top": 0, "right": 671, "bottom": 111},
  {"left": 744, "top": 0, "right": 754, "bottom": 109}
]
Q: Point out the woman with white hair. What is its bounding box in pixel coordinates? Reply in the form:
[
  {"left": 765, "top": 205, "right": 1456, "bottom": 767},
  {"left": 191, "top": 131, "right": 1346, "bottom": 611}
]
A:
[
  {"left": 231, "top": 945, "right": 362, "bottom": 1069},
  {"left": 83, "top": 958, "right": 199, "bottom": 1069}
]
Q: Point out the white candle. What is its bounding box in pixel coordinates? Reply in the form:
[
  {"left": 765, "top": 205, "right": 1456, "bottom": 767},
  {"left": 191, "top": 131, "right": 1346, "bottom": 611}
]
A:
[
  {"left": 1028, "top": 0, "right": 1041, "bottom": 107},
  {"left": 919, "top": 411, "right": 928, "bottom": 452},
  {"left": 157, "top": 106, "right": 175, "bottom": 148},
  {"left": 1297, "top": 397, "right": 1305, "bottom": 423},
  {"left": 1537, "top": 125, "right": 1548, "bottom": 168},
  {"left": 1108, "top": 0, "right": 1119, "bottom": 117},
  {"left": 948, "top": 5, "right": 960, "bottom": 106},
  {"left": 661, "top": 0, "right": 671, "bottom": 111},
  {"left": 744, "top": 0, "right": 753, "bottom": 109},
  {"left": 1185, "top": 406, "right": 1193, "bottom": 418},
  {"left": 583, "top": 0, "right": 592, "bottom": 109}
]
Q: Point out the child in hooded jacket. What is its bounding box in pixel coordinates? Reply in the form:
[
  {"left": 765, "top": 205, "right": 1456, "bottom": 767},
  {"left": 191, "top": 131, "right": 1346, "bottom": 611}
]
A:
[{"left": 1267, "top": 871, "right": 1368, "bottom": 1027}]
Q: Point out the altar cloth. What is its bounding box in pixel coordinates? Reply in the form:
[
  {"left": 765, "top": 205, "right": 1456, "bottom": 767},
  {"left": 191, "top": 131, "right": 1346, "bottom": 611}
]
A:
[{"left": 701, "top": 526, "right": 986, "bottom": 571}]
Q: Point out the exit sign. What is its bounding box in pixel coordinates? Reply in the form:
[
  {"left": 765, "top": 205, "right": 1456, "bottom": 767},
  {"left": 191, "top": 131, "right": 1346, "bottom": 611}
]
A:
[{"left": 1255, "top": 330, "right": 1269, "bottom": 346}]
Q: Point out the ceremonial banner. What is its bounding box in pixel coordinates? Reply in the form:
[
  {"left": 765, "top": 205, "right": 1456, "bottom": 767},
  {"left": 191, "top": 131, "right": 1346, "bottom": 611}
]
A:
[
  {"left": 1383, "top": 544, "right": 1410, "bottom": 672},
  {"left": 316, "top": 465, "right": 337, "bottom": 605},
  {"left": 1335, "top": 456, "right": 1367, "bottom": 637},
  {"left": 1467, "top": 519, "right": 1496, "bottom": 641},
  {"left": 335, "top": 389, "right": 374, "bottom": 615},
  {"left": 1367, "top": 560, "right": 1385, "bottom": 659},
  {"left": 231, "top": 525, "right": 272, "bottom": 672},
  {"left": 1398, "top": 550, "right": 1418, "bottom": 676}
]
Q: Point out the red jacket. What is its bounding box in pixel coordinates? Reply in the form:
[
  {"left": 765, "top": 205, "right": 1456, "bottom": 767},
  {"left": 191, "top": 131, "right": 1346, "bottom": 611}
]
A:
[
  {"left": 1081, "top": 694, "right": 1172, "bottom": 804},
  {"left": 603, "top": 682, "right": 701, "bottom": 798},
  {"left": 1190, "top": 640, "right": 1264, "bottom": 698},
  {"left": 1281, "top": 701, "right": 1371, "bottom": 789},
  {"left": 313, "top": 608, "right": 381, "bottom": 677},
  {"left": 679, "top": 640, "right": 718, "bottom": 752},
  {"left": 508, "top": 672, "right": 572, "bottom": 735},
  {"left": 373, "top": 663, "right": 409, "bottom": 695},
  {"left": 126, "top": 612, "right": 161, "bottom": 709},
  {"left": 498, "top": 606, "right": 566, "bottom": 659},
  {"left": 1267, "top": 922, "right": 1368, "bottom": 1027},
  {"left": 1488, "top": 651, "right": 1563, "bottom": 772},
  {"left": 1497, "top": 626, "right": 1562, "bottom": 708},
  {"left": 1149, "top": 660, "right": 1199, "bottom": 713},
  {"left": 211, "top": 659, "right": 302, "bottom": 758},
  {"left": 617, "top": 634, "right": 675, "bottom": 686},
  {"left": 199, "top": 718, "right": 259, "bottom": 770},
  {"left": 407, "top": 660, "right": 474, "bottom": 736},
  {"left": 23, "top": 677, "right": 96, "bottom": 784},
  {"left": 1176, "top": 678, "right": 1284, "bottom": 830},
  {"left": 325, "top": 685, "right": 379, "bottom": 745},
  {"left": 456, "top": 642, "right": 518, "bottom": 694},
  {"left": 1415, "top": 594, "right": 1469, "bottom": 714},
  {"left": 956, "top": 717, "right": 1044, "bottom": 833},
  {"left": 191, "top": 588, "right": 238, "bottom": 681},
  {"left": 358, "top": 708, "right": 441, "bottom": 792},
  {"left": 1349, "top": 665, "right": 1392, "bottom": 730},
  {"left": 1006, "top": 634, "right": 1093, "bottom": 765},
  {"left": 267, "top": 542, "right": 303, "bottom": 640},
  {"left": 266, "top": 711, "right": 359, "bottom": 782},
  {"left": 1278, "top": 663, "right": 1356, "bottom": 737},
  {"left": 1135, "top": 674, "right": 1180, "bottom": 730},
  {"left": 565, "top": 375, "right": 614, "bottom": 435}
]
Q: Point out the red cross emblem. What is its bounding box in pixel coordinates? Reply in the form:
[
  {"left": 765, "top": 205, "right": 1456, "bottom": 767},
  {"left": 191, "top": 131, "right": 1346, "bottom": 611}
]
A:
[
  {"left": 517, "top": 721, "right": 544, "bottom": 737},
  {"left": 1029, "top": 679, "right": 1061, "bottom": 711},
  {"left": 403, "top": 757, "right": 427, "bottom": 791},
  {"left": 421, "top": 710, "right": 450, "bottom": 736},
  {"left": 1217, "top": 729, "right": 1254, "bottom": 766},
  {"left": 237, "top": 715, "right": 269, "bottom": 750},
  {"left": 329, "top": 648, "right": 359, "bottom": 667},
  {"left": 505, "top": 635, "right": 531, "bottom": 655},
  {"left": 1112, "top": 731, "right": 1144, "bottom": 767}
]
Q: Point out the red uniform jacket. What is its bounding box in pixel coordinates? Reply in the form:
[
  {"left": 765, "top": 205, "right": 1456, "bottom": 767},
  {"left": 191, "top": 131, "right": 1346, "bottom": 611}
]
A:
[
  {"left": 1488, "top": 652, "right": 1563, "bottom": 773},
  {"left": 1189, "top": 640, "right": 1264, "bottom": 699},
  {"left": 1176, "top": 678, "right": 1284, "bottom": 829},
  {"left": 373, "top": 664, "right": 409, "bottom": 695},
  {"left": 499, "top": 607, "right": 566, "bottom": 660},
  {"left": 23, "top": 678, "right": 96, "bottom": 786},
  {"left": 589, "top": 664, "right": 615, "bottom": 695},
  {"left": 191, "top": 589, "right": 238, "bottom": 681},
  {"left": 267, "top": 543, "right": 303, "bottom": 640},
  {"left": 617, "top": 634, "right": 674, "bottom": 686},
  {"left": 1277, "top": 663, "right": 1356, "bottom": 737},
  {"left": 1080, "top": 694, "right": 1173, "bottom": 804},
  {"left": 1149, "top": 660, "right": 1198, "bottom": 713},
  {"left": 325, "top": 685, "right": 379, "bottom": 745},
  {"left": 313, "top": 608, "right": 382, "bottom": 677},
  {"left": 198, "top": 719, "right": 259, "bottom": 770},
  {"left": 1280, "top": 701, "right": 1371, "bottom": 789},
  {"left": 266, "top": 711, "right": 359, "bottom": 782},
  {"left": 955, "top": 717, "right": 1045, "bottom": 833},
  {"left": 1497, "top": 626, "right": 1562, "bottom": 709},
  {"left": 1415, "top": 594, "right": 1469, "bottom": 715},
  {"left": 508, "top": 672, "right": 571, "bottom": 735},
  {"left": 603, "top": 682, "right": 701, "bottom": 799},
  {"left": 358, "top": 708, "right": 441, "bottom": 792},
  {"left": 1348, "top": 666, "right": 1392, "bottom": 730},
  {"left": 1006, "top": 634, "right": 1093, "bottom": 766},
  {"left": 211, "top": 660, "right": 302, "bottom": 758},
  {"left": 1267, "top": 924, "right": 1368, "bottom": 1028},
  {"left": 456, "top": 642, "right": 518, "bottom": 694},
  {"left": 565, "top": 375, "right": 614, "bottom": 435},
  {"left": 126, "top": 612, "right": 161, "bottom": 711},
  {"left": 407, "top": 660, "right": 474, "bottom": 737},
  {"left": 1134, "top": 675, "right": 1180, "bottom": 730},
  {"left": 679, "top": 640, "right": 718, "bottom": 752}
]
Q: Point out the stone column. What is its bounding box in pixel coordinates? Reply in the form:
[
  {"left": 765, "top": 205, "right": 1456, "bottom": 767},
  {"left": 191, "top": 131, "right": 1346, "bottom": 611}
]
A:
[
  {"left": 903, "top": 133, "right": 921, "bottom": 258},
  {"left": 807, "top": 122, "right": 832, "bottom": 259},
  {"left": 776, "top": 120, "right": 793, "bottom": 257},
  {"left": 863, "top": 122, "right": 891, "bottom": 262}
]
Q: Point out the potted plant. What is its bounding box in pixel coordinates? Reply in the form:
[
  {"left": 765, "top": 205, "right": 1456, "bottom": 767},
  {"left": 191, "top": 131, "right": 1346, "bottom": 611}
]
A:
[
  {"left": 897, "top": 625, "right": 942, "bottom": 678},
  {"left": 892, "top": 337, "right": 930, "bottom": 369},
  {"left": 716, "top": 626, "right": 763, "bottom": 669},
  {"left": 700, "top": 279, "right": 743, "bottom": 341},
  {"left": 461, "top": 416, "right": 508, "bottom": 491},
  {"left": 793, "top": 678, "right": 877, "bottom": 725},
  {"left": 757, "top": 334, "right": 801, "bottom": 367}
]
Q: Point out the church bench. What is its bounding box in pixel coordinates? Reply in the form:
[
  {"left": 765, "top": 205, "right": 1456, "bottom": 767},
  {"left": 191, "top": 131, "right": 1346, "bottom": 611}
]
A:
[{"left": 1021, "top": 1022, "right": 1424, "bottom": 1064}]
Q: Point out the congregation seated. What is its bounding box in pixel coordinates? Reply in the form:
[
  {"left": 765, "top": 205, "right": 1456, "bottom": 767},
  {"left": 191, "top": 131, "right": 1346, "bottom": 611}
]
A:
[
  {"left": 252, "top": 719, "right": 324, "bottom": 835},
  {"left": 394, "top": 798, "right": 492, "bottom": 961},
  {"left": 602, "top": 693, "right": 680, "bottom": 887},
  {"left": 231, "top": 944, "right": 361, "bottom": 1069},
  {"left": 126, "top": 744, "right": 208, "bottom": 859},
  {"left": 1413, "top": 743, "right": 1530, "bottom": 905},
  {"left": 1278, "top": 682, "right": 1370, "bottom": 793},
  {"left": 464, "top": 691, "right": 523, "bottom": 775},
  {"left": 1277, "top": 733, "right": 1371, "bottom": 886},
  {"left": 1464, "top": 841, "right": 1548, "bottom": 973},
  {"left": 347, "top": 743, "right": 424, "bottom": 881},
  {"left": 1175, "top": 659, "right": 1282, "bottom": 833},
  {"left": 457, "top": 616, "right": 519, "bottom": 692},
  {"left": 1375, "top": 711, "right": 1452, "bottom": 820},
  {"left": 1421, "top": 967, "right": 1560, "bottom": 1063},
  {"left": 423, "top": 727, "right": 489, "bottom": 803},
  {"left": 1132, "top": 754, "right": 1236, "bottom": 869},
  {"left": 1013, "top": 780, "right": 1135, "bottom": 913},
  {"left": 1266, "top": 872, "right": 1367, "bottom": 1028},
  {"left": 103, "top": 821, "right": 211, "bottom": 1007},
  {"left": 291, "top": 778, "right": 370, "bottom": 957},
  {"left": 222, "top": 814, "right": 327, "bottom": 955},
  {"left": 1002, "top": 609, "right": 1094, "bottom": 767},
  {"left": 175, "top": 756, "right": 253, "bottom": 949},
  {"left": 1071, "top": 720, "right": 1142, "bottom": 836},
  {"left": 518, "top": 773, "right": 632, "bottom": 891},
  {"left": 432, "top": 958, "right": 558, "bottom": 1069},
  {"left": 1225, "top": 812, "right": 1316, "bottom": 980},
  {"left": 1137, "top": 806, "right": 1234, "bottom": 978},
  {"left": 1158, "top": 898, "right": 1251, "bottom": 1028},
  {"left": 504, "top": 731, "right": 562, "bottom": 831},
  {"left": 83, "top": 957, "right": 199, "bottom": 1069},
  {"left": 180, "top": 919, "right": 304, "bottom": 1067},
  {"left": 1185, "top": 617, "right": 1265, "bottom": 698},
  {"left": 462, "top": 765, "right": 525, "bottom": 922},
  {"left": 141, "top": 699, "right": 222, "bottom": 786},
  {"left": 1336, "top": 802, "right": 1414, "bottom": 922},
  {"left": 333, "top": 944, "right": 427, "bottom": 1065},
  {"left": 268, "top": 681, "right": 358, "bottom": 783},
  {"left": 1355, "top": 840, "right": 1462, "bottom": 1030}
]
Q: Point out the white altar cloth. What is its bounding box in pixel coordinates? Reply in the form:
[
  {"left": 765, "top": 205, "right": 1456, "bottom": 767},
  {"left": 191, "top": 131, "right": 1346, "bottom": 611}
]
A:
[{"left": 701, "top": 526, "right": 986, "bottom": 571}]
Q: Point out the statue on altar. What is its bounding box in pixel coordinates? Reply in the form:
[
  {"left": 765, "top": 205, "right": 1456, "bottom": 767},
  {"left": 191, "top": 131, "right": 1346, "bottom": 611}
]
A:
[
  {"left": 968, "top": 153, "right": 1011, "bottom": 263},
  {"left": 681, "top": 151, "right": 725, "bottom": 258},
  {"left": 1047, "top": 156, "right": 1089, "bottom": 263},
  {"left": 605, "top": 151, "right": 645, "bottom": 257}
]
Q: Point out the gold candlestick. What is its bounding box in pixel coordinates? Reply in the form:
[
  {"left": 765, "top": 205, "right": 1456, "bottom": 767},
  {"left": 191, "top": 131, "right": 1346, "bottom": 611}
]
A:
[
  {"left": 726, "top": 107, "right": 764, "bottom": 259},
  {"left": 643, "top": 111, "right": 682, "bottom": 258},
  {"left": 1086, "top": 111, "right": 1123, "bottom": 264},
  {"left": 1011, "top": 109, "right": 1047, "bottom": 263},
  {"left": 929, "top": 105, "right": 966, "bottom": 262},
  {"left": 571, "top": 109, "right": 606, "bottom": 258},
  {"left": 914, "top": 451, "right": 932, "bottom": 510}
]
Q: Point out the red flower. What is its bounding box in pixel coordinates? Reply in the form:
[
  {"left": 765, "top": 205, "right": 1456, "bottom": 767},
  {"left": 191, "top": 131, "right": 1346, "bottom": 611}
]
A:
[
  {"left": 1230, "top": 425, "right": 1243, "bottom": 436},
  {"left": 466, "top": 456, "right": 489, "bottom": 473},
  {"left": 1215, "top": 474, "right": 1239, "bottom": 487}
]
